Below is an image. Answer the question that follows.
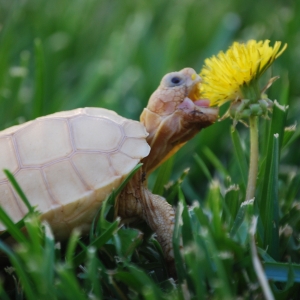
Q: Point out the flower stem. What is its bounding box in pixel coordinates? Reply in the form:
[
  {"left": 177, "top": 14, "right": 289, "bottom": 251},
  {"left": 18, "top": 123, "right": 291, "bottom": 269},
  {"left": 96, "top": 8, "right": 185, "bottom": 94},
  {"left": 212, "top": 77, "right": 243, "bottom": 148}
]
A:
[{"left": 246, "top": 116, "right": 259, "bottom": 201}]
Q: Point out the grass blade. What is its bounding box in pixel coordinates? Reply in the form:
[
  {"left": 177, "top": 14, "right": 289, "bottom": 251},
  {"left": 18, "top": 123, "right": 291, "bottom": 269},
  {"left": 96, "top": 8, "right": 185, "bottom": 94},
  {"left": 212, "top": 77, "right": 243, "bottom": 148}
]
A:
[
  {"left": 282, "top": 123, "right": 297, "bottom": 149},
  {"left": 114, "top": 227, "right": 142, "bottom": 259},
  {"left": 117, "top": 264, "right": 163, "bottom": 298},
  {"left": 249, "top": 217, "right": 274, "bottom": 300},
  {"left": 23, "top": 214, "right": 42, "bottom": 253},
  {"left": 222, "top": 184, "right": 240, "bottom": 227},
  {"left": 202, "top": 228, "right": 233, "bottom": 298},
  {"left": 230, "top": 126, "right": 248, "bottom": 187},
  {"left": 193, "top": 153, "right": 212, "bottom": 181},
  {"left": 84, "top": 247, "right": 103, "bottom": 299},
  {"left": 262, "top": 134, "right": 280, "bottom": 260},
  {"left": 0, "top": 241, "right": 36, "bottom": 299},
  {"left": 72, "top": 219, "right": 119, "bottom": 266},
  {"left": 178, "top": 186, "right": 193, "bottom": 244},
  {"left": 283, "top": 173, "right": 300, "bottom": 213},
  {"left": 259, "top": 100, "right": 288, "bottom": 208},
  {"left": 115, "top": 163, "right": 143, "bottom": 195},
  {"left": 152, "top": 156, "right": 174, "bottom": 195},
  {"left": 184, "top": 244, "right": 205, "bottom": 300},
  {"left": 203, "top": 147, "right": 229, "bottom": 177},
  {"left": 264, "top": 262, "right": 300, "bottom": 282},
  {"left": 0, "top": 284, "right": 10, "bottom": 300},
  {"left": 207, "top": 181, "right": 222, "bottom": 238},
  {"left": 173, "top": 202, "right": 185, "bottom": 284},
  {"left": 56, "top": 264, "right": 86, "bottom": 300},
  {"left": 4, "top": 169, "right": 34, "bottom": 213},
  {"left": 0, "top": 206, "right": 27, "bottom": 243},
  {"left": 42, "top": 223, "right": 56, "bottom": 292},
  {"left": 230, "top": 198, "right": 254, "bottom": 243},
  {"left": 65, "top": 229, "right": 81, "bottom": 266}
]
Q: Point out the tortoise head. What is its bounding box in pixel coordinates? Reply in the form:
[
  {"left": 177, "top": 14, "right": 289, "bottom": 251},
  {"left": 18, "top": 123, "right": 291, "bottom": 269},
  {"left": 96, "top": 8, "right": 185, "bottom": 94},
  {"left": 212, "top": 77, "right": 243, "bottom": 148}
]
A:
[{"left": 140, "top": 68, "right": 219, "bottom": 173}]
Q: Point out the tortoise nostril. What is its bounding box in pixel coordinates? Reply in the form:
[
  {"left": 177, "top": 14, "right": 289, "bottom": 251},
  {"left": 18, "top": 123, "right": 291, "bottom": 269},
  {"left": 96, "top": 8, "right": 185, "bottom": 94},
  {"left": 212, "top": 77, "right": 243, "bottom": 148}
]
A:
[{"left": 191, "top": 73, "right": 197, "bottom": 80}]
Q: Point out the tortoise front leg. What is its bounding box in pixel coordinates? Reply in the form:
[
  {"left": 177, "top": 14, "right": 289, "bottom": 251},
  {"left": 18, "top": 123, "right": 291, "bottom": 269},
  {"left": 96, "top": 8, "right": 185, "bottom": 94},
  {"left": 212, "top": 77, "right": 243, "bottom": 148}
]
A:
[
  {"left": 140, "top": 189, "right": 175, "bottom": 262},
  {"left": 117, "top": 171, "right": 176, "bottom": 275}
]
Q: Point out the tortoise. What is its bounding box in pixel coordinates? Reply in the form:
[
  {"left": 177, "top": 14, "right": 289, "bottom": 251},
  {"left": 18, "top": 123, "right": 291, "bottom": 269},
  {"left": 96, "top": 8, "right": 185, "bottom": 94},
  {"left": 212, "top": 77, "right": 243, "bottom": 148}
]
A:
[{"left": 0, "top": 68, "right": 218, "bottom": 267}]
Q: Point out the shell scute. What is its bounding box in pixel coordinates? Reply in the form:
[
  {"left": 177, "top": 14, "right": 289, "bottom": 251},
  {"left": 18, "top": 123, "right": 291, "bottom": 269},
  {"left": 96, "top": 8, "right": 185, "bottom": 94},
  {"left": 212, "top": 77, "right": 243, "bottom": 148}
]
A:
[
  {"left": 0, "top": 137, "right": 19, "bottom": 180},
  {"left": 15, "top": 169, "right": 53, "bottom": 213},
  {"left": 121, "top": 138, "right": 150, "bottom": 159},
  {"left": 43, "top": 160, "right": 92, "bottom": 207},
  {"left": 70, "top": 116, "right": 123, "bottom": 151},
  {"left": 110, "top": 152, "right": 140, "bottom": 176},
  {"left": 71, "top": 153, "right": 117, "bottom": 190},
  {"left": 0, "top": 183, "right": 23, "bottom": 230},
  {"left": 123, "top": 120, "right": 148, "bottom": 138},
  {"left": 15, "top": 119, "right": 73, "bottom": 166},
  {"left": 0, "top": 121, "right": 34, "bottom": 136}
]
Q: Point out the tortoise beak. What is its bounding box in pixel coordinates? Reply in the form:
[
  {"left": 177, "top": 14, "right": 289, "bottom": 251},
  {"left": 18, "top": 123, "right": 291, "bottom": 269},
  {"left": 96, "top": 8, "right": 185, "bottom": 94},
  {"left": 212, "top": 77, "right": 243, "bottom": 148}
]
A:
[
  {"left": 176, "top": 72, "right": 219, "bottom": 120},
  {"left": 186, "top": 73, "right": 202, "bottom": 101}
]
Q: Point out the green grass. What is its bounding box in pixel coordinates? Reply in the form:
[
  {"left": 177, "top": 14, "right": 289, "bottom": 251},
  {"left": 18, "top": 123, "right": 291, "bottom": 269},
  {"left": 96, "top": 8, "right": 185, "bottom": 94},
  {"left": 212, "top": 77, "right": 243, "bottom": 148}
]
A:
[{"left": 1, "top": 0, "right": 300, "bottom": 298}]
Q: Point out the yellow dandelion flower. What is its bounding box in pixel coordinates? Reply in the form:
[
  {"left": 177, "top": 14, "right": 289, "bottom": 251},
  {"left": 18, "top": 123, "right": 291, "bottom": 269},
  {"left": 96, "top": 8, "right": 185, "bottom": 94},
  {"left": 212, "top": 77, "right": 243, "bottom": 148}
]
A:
[{"left": 200, "top": 40, "right": 287, "bottom": 106}]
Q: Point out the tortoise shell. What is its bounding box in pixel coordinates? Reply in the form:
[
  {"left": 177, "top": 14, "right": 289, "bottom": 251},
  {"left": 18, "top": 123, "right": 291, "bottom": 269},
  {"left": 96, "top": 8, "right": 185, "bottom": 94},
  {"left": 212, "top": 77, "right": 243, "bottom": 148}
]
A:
[{"left": 0, "top": 107, "right": 150, "bottom": 238}]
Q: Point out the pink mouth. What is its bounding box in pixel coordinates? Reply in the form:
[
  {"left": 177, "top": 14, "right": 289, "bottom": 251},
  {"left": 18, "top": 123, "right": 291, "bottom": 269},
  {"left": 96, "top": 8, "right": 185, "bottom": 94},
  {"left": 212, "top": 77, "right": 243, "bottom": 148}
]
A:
[
  {"left": 194, "top": 99, "right": 211, "bottom": 107},
  {"left": 178, "top": 97, "right": 212, "bottom": 110}
]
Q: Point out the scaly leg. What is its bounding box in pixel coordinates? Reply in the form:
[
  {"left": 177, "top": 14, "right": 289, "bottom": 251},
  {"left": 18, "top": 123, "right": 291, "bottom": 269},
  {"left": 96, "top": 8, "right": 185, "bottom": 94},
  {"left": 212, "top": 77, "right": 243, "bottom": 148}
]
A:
[
  {"left": 140, "top": 189, "right": 175, "bottom": 262},
  {"left": 117, "top": 170, "right": 175, "bottom": 274}
]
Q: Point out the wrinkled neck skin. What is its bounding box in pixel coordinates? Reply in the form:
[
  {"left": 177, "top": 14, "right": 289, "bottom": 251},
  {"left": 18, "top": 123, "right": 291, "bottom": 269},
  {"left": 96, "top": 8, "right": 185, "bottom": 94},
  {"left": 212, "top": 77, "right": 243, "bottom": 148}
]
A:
[{"left": 140, "top": 84, "right": 218, "bottom": 174}]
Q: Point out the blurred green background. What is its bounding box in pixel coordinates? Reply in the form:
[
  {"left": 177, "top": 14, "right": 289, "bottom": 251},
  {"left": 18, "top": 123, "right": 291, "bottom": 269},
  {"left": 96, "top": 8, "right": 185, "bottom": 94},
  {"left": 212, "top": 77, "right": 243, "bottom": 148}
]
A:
[{"left": 0, "top": 0, "right": 299, "bottom": 201}]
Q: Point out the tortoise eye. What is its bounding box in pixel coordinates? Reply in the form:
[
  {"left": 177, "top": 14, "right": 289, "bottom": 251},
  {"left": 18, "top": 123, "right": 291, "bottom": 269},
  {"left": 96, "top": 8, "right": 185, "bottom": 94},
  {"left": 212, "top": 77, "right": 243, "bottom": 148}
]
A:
[
  {"left": 171, "top": 76, "right": 181, "bottom": 84},
  {"left": 162, "top": 72, "right": 185, "bottom": 87}
]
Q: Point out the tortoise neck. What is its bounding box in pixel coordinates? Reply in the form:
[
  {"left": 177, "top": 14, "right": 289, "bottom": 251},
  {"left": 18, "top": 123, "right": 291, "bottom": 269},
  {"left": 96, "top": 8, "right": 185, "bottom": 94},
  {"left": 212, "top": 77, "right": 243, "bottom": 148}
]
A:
[
  {"left": 139, "top": 108, "right": 187, "bottom": 174},
  {"left": 140, "top": 104, "right": 219, "bottom": 174}
]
